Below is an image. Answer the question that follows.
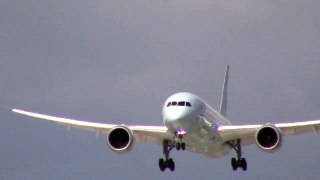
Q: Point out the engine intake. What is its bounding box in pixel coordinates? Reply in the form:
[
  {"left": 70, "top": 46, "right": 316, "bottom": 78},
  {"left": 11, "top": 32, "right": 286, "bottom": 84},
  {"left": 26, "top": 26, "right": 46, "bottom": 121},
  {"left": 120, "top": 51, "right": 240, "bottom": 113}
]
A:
[
  {"left": 107, "top": 126, "right": 134, "bottom": 154},
  {"left": 255, "top": 124, "right": 282, "bottom": 153}
]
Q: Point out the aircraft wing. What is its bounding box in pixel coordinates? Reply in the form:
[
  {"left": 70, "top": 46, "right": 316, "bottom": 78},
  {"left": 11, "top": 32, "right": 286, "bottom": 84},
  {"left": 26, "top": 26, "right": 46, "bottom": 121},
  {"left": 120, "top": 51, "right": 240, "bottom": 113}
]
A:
[
  {"left": 218, "top": 120, "right": 320, "bottom": 145},
  {"left": 10, "top": 108, "right": 171, "bottom": 145}
]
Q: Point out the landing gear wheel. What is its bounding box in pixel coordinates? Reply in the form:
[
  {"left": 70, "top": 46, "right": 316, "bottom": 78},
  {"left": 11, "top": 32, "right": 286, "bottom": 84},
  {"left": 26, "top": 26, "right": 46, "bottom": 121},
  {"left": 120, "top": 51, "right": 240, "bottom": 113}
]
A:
[
  {"left": 240, "top": 158, "right": 247, "bottom": 171},
  {"left": 231, "top": 158, "right": 237, "bottom": 171},
  {"left": 167, "top": 158, "right": 175, "bottom": 171},
  {"left": 159, "top": 158, "right": 166, "bottom": 172},
  {"left": 181, "top": 143, "right": 186, "bottom": 151},
  {"left": 176, "top": 142, "right": 186, "bottom": 151},
  {"left": 176, "top": 143, "right": 181, "bottom": 151}
]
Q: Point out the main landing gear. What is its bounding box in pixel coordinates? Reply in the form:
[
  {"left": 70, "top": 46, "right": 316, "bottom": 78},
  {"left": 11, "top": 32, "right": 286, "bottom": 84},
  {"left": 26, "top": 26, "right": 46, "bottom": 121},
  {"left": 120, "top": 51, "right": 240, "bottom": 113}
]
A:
[
  {"left": 159, "top": 140, "right": 175, "bottom": 172},
  {"left": 227, "top": 139, "right": 247, "bottom": 171}
]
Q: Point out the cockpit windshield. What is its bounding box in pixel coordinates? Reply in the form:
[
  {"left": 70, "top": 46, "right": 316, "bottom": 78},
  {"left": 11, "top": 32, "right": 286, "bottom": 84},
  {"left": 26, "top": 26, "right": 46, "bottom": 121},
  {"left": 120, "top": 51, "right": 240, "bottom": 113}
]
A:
[{"left": 167, "top": 101, "right": 192, "bottom": 107}]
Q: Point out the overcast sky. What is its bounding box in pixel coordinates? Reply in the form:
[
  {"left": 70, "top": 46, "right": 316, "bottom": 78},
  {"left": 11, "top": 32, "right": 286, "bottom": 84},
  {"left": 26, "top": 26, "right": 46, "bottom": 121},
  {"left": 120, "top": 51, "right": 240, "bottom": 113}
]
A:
[{"left": 1, "top": 0, "right": 320, "bottom": 179}]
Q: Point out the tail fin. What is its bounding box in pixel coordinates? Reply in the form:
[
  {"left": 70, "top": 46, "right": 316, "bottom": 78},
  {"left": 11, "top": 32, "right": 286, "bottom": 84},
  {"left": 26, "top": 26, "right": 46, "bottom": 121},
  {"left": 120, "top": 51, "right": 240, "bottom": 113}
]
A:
[{"left": 219, "top": 65, "right": 229, "bottom": 117}]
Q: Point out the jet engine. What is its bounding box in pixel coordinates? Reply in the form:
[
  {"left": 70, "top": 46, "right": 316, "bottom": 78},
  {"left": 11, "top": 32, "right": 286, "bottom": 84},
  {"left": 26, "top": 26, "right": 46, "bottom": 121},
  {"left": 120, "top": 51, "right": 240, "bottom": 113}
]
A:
[
  {"left": 255, "top": 124, "right": 282, "bottom": 153},
  {"left": 107, "top": 126, "right": 134, "bottom": 154}
]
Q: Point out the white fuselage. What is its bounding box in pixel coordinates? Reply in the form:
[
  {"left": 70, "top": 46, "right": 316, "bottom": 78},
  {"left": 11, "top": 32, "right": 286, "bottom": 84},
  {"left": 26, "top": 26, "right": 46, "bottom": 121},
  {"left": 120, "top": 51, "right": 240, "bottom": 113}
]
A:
[{"left": 163, "top": 92, "right": 232, "bottom": 157}]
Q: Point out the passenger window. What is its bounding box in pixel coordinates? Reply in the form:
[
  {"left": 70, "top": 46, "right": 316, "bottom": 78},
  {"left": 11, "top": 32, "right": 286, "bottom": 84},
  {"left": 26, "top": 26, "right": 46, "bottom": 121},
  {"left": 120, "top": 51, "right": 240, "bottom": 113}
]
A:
[
  {"left": 186, "top": 102, "right": 192, "bottom": 107},
  {"left": 178, "top": 101, "right": 185, "bottom": 106},
  {"left": 171, "top": 101, "right": 177, "bottom": 106},
  {"left": 167, "top": 102, "right": 171, "bottom": 107}
]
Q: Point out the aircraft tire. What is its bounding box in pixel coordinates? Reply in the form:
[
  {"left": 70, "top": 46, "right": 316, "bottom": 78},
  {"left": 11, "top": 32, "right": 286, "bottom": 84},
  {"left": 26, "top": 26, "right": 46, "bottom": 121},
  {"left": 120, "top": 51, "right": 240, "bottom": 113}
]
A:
[
  {"left": 176, "top": 143, "right": 181, "bottom": 151},
  {"left": 181, "top": 143, "right": 186, "bottom": 151},
  {"left": 168, "top": 158, "right": 175, "bottom": 171},
  {"left": 231, "top": 158, "right": 237, "bottom": 171},
  {"left": 241, "top": 158, "right": 247, "bottom": 171},
  {"left": 159, "top": 158, "right": 166, "bottom": 172}
]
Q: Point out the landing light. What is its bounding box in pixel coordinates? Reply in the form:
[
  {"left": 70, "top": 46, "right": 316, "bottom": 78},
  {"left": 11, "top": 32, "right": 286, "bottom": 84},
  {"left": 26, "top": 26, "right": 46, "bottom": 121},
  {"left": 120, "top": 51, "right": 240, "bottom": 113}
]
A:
[{"left": 176, "top": 129, "right": 188, "bottom": 138}]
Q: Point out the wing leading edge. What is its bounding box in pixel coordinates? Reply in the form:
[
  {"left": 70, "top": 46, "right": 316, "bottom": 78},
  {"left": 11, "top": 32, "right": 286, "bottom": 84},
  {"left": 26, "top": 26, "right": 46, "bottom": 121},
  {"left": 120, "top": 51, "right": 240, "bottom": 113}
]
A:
[
  {"left": 10, "top": 108, "right": 171, "bottom": 145},
  {"left": 219, "top": 120, "right": 320, "bottom": 145},
  {"left": 10, "top": 109, "right": 320, "bottom": 147}
]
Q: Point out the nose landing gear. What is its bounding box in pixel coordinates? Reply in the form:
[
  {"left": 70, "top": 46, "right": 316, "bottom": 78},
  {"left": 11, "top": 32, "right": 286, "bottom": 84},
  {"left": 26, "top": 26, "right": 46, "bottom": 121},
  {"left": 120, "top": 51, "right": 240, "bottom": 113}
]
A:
[
  {"left": 176, "top": 141, "right": 186, "bottom": 151},
  {"left": 158, "top": 130, "right": 188, "bottom": 172},
  {"left": 175, "top": 129, "right": 187, "bottom": 151}
]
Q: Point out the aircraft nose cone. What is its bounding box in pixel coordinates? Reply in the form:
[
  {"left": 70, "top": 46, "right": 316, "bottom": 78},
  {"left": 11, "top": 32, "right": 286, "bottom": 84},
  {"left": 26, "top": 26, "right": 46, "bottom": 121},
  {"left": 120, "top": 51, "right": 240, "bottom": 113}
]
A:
[
  {"left": 165, "top": 108, "right": 188, "bottom": 121},
  {"left": 163, "top": 108, "right": 196, "bottom": 131}
]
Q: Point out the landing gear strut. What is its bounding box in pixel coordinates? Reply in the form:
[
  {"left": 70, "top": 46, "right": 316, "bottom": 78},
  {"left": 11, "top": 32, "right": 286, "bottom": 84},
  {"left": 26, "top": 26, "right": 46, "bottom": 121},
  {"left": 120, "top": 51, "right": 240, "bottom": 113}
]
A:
[
  {"left": 227, "top": 139, "right": 247, "bottom": 171},
  {"left": 159, "top": 140, "right": 175, "bottom": 172}
]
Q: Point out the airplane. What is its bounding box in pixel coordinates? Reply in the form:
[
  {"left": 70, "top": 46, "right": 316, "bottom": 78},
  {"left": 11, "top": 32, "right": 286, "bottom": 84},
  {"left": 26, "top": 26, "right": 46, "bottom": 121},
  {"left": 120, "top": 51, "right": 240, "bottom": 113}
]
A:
[{"left": 6, "top": 65, "right": 320, "bottom": 172}]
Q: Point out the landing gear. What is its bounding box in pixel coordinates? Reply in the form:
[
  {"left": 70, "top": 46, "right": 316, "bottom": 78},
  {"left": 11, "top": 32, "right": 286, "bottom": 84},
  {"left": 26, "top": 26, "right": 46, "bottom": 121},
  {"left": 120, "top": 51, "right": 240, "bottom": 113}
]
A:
[
  {"left": 158, "top": 131, "right": 187, "bottom": 172},
  {"left": 176, "top": 142, "right": 186, "bottom": 151},
  {"left": 227, "top": 139, "right": 247, "bottom": 171},
  {"left": 231, "top": 157, "right": 247, "bottom": 171},
  {"left": 175, "top": 130, "right": 186, "bottom": 151},
  {"left": 159, "top": 140, "right": 175, "bottom": 172},
  {"left": 159, "top": 158, "right": 175, "bottom": 172}
]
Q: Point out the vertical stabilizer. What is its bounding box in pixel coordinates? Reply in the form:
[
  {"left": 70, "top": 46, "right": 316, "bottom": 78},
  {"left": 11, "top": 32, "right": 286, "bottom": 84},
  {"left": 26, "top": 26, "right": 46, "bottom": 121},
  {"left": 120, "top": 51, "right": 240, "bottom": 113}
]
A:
[{"left": 219, "top": 65, "right": 229, "bottom": 117}]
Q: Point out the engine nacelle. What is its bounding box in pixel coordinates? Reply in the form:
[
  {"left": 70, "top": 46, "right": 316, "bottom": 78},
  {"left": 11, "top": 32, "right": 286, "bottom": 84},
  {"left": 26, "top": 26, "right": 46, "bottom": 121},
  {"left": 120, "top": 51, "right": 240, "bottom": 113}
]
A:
[
  {"left": 107, "top": 126, "right": 134, "bottom": 154},
  {"left": 255, "top": 124, "right": 282, "bottom": 153}
]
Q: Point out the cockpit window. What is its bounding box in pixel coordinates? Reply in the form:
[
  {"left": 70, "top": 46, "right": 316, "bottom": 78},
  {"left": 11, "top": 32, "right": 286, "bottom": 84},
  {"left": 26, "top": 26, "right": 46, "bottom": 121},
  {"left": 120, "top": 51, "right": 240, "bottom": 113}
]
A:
[
  {"left": 186, "top": 102, "right": 192, "bottom": 107},
  {"left": 167, "top": 101, "right": 192, "bottom": 107}
]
